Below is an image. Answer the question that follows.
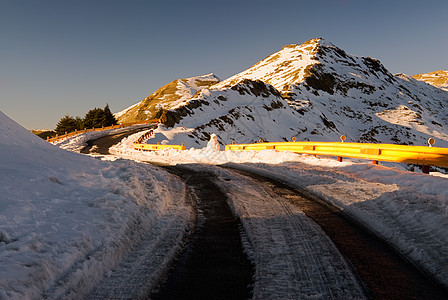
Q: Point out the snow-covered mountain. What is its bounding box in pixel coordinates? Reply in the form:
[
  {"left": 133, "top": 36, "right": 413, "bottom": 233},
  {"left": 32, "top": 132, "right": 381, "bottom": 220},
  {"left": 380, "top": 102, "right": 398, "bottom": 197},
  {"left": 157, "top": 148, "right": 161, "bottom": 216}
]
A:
[
  {"left": 115, "top": 73, "right": 220, "bottom": 124},
  {"left": 413, "top": 70, "right": 448, "bottom": 91},
  {"left": 119, "top": 38, "right": 448, "bottom": 148}
]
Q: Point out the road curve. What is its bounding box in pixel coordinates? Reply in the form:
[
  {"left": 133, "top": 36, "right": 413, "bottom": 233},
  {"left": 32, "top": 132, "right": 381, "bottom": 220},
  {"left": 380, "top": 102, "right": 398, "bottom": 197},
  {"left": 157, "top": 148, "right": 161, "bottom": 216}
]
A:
[{"left": 80, "top": 126, "right": 154, "bottom": 155}]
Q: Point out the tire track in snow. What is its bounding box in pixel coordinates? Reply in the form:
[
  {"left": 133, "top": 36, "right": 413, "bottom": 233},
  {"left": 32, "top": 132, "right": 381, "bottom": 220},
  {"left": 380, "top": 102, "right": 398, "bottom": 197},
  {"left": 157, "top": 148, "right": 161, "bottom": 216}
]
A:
[
  {"left": 228, "top": 167, "right": 448, "bottom": 299},
  {"left": 208, "top": 165, "right": 365, "bottom": 299}
]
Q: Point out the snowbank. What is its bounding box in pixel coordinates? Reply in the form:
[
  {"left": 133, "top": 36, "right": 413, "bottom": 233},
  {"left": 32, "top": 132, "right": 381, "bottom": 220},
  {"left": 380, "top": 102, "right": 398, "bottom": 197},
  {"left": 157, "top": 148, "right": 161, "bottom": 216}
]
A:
[
  {"left": 110, "top": 130, "right": 305, "bottom": 165},
  {"left": 0, "top": 111, "right": 190, "bottom": 298}
]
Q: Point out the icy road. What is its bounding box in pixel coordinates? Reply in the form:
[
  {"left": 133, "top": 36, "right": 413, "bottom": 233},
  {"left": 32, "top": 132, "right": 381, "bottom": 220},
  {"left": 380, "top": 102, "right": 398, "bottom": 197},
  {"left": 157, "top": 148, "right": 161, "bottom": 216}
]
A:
[{"left": 82, "top": 131, "right": 447, "bottom": 299}]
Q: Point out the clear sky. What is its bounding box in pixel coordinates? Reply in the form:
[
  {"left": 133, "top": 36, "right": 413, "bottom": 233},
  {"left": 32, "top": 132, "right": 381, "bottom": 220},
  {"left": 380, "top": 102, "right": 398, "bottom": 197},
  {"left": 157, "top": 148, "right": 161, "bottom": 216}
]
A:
[{"left": 1, "top": 0, "right": 447, "bottom": 129}]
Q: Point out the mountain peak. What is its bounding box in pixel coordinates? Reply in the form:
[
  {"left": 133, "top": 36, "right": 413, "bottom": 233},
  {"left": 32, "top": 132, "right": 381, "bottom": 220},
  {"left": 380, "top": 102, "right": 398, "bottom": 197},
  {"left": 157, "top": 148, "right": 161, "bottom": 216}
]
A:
[
  {"left": 303, "top": 37, "right": 333, "bottom": 46},
  {"left": 215, "top": 38, "right": 324, "bottom": 90},
  {"left": 205, "top": 38, "right": 448, "bottom": 146},
  {"left": 281, "top": 38, "right": 336, "bottom": 51},
  {"left": 216, "top": 37, "right": 391, "bottom": 94}
]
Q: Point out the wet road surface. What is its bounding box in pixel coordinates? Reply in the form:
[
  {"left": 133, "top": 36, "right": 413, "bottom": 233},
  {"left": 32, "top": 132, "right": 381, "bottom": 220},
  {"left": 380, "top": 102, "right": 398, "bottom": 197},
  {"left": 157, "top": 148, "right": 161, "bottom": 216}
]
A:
[
  {"left": 149, "top": 166, "right": 254, "bottom": 300},
  {"left": 229, "top": 167, "right": 448, "bottom": 299}
]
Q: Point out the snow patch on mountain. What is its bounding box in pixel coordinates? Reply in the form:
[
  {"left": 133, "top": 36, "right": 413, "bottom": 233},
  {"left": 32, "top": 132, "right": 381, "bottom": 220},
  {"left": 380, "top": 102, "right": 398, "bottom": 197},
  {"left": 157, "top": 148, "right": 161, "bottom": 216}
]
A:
[
  {"left": 214, "top": 39, "right": 323, "bottom": 90},
  {"left": 413, "top": 70, "right": 448, "bottom": 91}
]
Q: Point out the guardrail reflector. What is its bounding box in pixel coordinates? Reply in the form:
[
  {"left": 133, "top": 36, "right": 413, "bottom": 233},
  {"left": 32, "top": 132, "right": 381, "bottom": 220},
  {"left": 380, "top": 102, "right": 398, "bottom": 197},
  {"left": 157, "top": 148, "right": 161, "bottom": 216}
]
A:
[
  {"left": 361, "top": 148, "right": 381, "bottom": 156},
  {"left": 304, "top": 145, "right": 315, "bottom": 151}
]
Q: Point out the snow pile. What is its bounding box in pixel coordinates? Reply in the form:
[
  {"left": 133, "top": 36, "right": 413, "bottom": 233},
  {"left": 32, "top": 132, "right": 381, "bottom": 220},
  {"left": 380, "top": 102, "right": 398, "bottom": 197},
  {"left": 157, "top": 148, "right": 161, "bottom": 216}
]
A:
[
  {"left": 110, "top": 129, "right": 303, "bottom": 165},
  {"left": 206, "top": 133, "right": 221, "bottom": 151},
  {"left": 0, "top": 111, "right": 191, "bottom": 299}
]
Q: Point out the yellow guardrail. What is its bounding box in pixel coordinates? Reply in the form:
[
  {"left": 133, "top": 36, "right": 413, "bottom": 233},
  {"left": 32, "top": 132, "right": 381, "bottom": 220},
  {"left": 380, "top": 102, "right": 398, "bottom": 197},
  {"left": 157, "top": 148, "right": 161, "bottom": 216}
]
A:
[
  {"left": 133, "top": 143, "right": 186, "bottom": 151},
  {"left": 131, "top": 129, "right": 186, "bottom": 151},
  {"left": 225, "top": 141, "right": 448, "bottom": 171},
  {"left": 47, "top": 119, "right": 159, "bottom": 143},
  {"left": 132, "top": 129, "right": 186, "bottom": 151}
]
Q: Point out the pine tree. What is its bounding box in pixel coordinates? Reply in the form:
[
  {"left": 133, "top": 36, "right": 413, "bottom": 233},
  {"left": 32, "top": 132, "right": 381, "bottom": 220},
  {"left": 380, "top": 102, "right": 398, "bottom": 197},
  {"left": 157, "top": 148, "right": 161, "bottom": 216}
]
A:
[
  {"left": 75, "top": 116, "right": 83, "bottom": 129},
  {"left": 82, "top": 107, "right": 104, "bottom": 129},
  {"left": 55, "top": 115, "right": 80, "bottom": 135},
  {"left": 102, "top": 104, "right": 118, "bottom": 127},
  {"left": 82, "top": 104, "right": 118, "bottom": 129}
]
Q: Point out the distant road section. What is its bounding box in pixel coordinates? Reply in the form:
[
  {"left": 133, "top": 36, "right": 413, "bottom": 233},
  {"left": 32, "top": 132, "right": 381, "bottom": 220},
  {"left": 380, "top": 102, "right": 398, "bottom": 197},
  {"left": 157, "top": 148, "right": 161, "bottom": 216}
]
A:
[{"left": 80, "top": 126, "right": 154, "bottom": 155}]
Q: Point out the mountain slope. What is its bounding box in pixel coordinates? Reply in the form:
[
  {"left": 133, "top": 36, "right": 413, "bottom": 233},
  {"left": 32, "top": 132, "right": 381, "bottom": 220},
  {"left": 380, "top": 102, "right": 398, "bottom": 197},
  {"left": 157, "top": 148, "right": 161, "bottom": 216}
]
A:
[
  {"left": 413, "top": 70, "right": 448, "bottom": 91},
  {"left": 155, "top": 79, "right": 307, "bottom": 147},
  {"left": 115, "top": 73, "right": 220, "bottom": 124}
]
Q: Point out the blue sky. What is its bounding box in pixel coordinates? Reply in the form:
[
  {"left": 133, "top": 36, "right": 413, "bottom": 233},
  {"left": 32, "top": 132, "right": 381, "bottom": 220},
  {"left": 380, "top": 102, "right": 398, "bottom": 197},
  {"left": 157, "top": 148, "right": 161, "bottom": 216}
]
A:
[{"left": 1, "top": 0, "right": 447, "bottom": 129}]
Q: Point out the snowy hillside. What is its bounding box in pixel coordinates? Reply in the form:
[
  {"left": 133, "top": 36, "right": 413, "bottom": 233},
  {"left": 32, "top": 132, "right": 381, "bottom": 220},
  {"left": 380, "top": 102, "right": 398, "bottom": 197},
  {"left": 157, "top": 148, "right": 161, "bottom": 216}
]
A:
[
  {"left": 154, "top": 79, "right": 309, "bottom": 148},
  {"left": 0, "top": 111, "right": 191, "bottom": 299},
  {"left": 413, "top": 70, "right": 448, "bottom": 91},
  {"left": 115, "top": 73, "right": 220, "bottom": 124},
  {"left": 135, "top": 38, "right": 448, "bottom": 148}
]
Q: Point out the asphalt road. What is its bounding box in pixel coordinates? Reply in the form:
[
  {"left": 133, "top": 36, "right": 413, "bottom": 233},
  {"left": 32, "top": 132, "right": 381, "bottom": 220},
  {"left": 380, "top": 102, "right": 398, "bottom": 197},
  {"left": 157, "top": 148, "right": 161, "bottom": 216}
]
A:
[
  {"left": 80, "top": 126, "right": 155, "bottom": 155},
  {"left": 149, "top": 166, "right": 254, "bottom": 300},
  {"left": 230, "top": 168, "right": 448, "bottom": 299}
]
